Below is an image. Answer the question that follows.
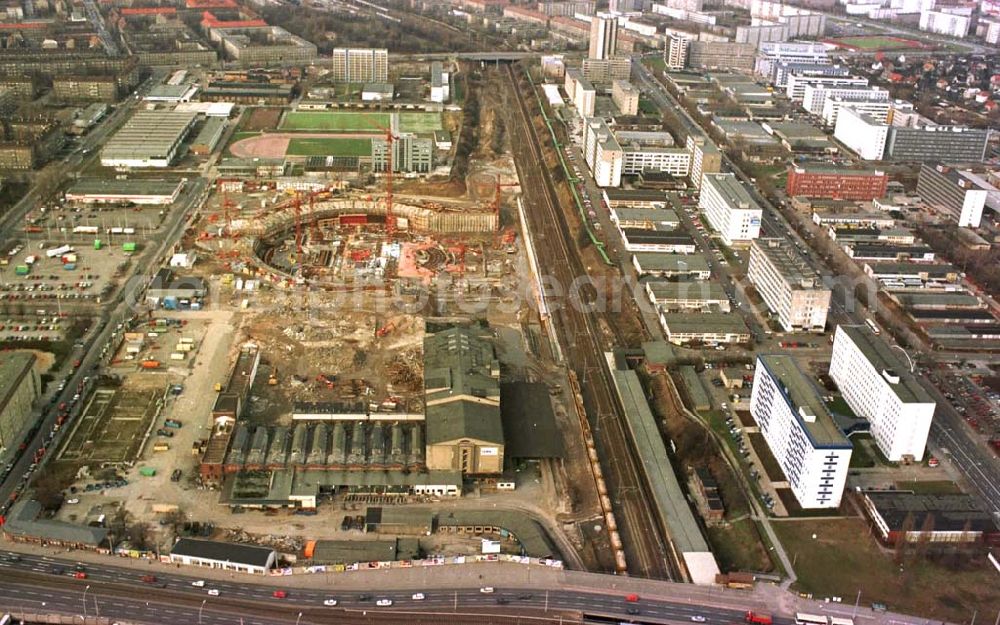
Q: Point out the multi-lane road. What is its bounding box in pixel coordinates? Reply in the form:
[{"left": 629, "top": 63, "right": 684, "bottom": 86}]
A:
[{"left": 0, "top": 549, "right": 763, "bottom": 625}]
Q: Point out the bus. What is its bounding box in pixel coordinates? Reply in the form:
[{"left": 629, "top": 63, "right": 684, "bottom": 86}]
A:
[
  {"left": 795, "top": 614, "right": 829, "bottom": 625},
  {"left": 865, "top": 318, "right": 881, "bottom": 336},
  {"left": 830, "top": 617, "right": 855, "bottom": 625}
]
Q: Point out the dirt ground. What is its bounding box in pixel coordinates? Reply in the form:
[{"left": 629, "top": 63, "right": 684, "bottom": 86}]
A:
[{"left": 241, "top": 107, "right": 284, "bottom": 132}]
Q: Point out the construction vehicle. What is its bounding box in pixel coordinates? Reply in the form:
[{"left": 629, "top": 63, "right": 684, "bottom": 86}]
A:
[
  {"left": 376, "top": 322, "right": 396, "bottom": 338},
  {"left": 268, "top": 370, "right": 278, "bottom": 386},
  {"left": 214, "top": 382, "right": 223, "bottom": 392}
]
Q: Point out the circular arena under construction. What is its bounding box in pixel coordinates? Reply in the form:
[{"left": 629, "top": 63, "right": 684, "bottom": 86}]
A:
[{"left": 232, "top": 194, "right": 501, "bottom": 288}]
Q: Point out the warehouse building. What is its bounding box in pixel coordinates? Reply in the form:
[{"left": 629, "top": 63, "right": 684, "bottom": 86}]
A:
[
  {"left": 0, "top": 353, "right": 40, "bottom": 456},
  {"left": 829, "top": 325, "right": 935, "bottom": 462},
  {"left": 101, "top": 110, "right": 197, "bottom": 168},
  {"left": 621, "top": 230, "right": 696, "bottom": 253},
  {"left": 610, "top": 208, "right": 678, "bottom": 231},
  {"left": 603, "top": 188, "right": 670, "bottom": 209},
  {"left": 699, "top": 173, "right": 762, "bottom": 246},
  {"left": 2, "top": 500, "right": 109, "bottom": 551},
  {"left": 645, "top": 279, "right": 730, "bottom": 312},
  {"left": 862, "top": 492, "right": 1000, "bottom": 546},
  {"left": 169, "top": 538, "right": 276, "bottom": 575},
  {"left": 424, "top": 326, "right": 504, "bottom": 477},
  {"left": 330, "top": 48, "right": 388, "bottom": 83},
  {"left": 200, "top": 82, "right": 294, "bottom": 104},
  {"left": 786, "top": 166, "right": 888, "bottom": 201},
  {"left": 659, "top": 312, "right": 751, "bottom": 345},
  {"left": 65, "top": 178, "right": 186, "bottom": 205},
  {"left": 632, "top": 253, "right": 711, "bottom": 279},
  {"left": 190, "top": 117, "right": 228, "bottom": 156},
  {"left": 748, "top": 238, "right": 831, "bottom": 332},
  {"left": 750, "top": 355, "right": 852, "bottom": 509},
  {"left": 916, "top": 163, "right": 989, "bottom": 228}
]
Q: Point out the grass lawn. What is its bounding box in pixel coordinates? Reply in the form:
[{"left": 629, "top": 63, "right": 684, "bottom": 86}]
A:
[
  {"left": 280, "top": 111, "right": 391, "bottom": 132},
  {"left": 286, "top": 137, "right": 372, "bottom": 157},
  {"left": 645, "top": 57, "right": 667, "bottom": 71},
  {"left": 774, "top": 518, "right": 1000, "bottom": 621},
  {"left": 398, "top": 112, "right": 443, "bottom": 133},
  {"left": 831, "top": 35, "right": 922, "bottom": 50},
  {"left": 748, "top": 432, "right": 786, "bottom": 482},
  {"left": 707, "top": 518, "right": 775, "bottom": 573},
  {"left": 848, "top": 438, "right": 876, "bottom": 468},
  {"left": 638, "top": 98, "right": 659, "bottom": 116}
]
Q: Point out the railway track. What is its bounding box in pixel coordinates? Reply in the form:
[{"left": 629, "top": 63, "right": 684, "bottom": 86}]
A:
[{"left": 503, "top": 65, "right": 677, "bottom": 581}]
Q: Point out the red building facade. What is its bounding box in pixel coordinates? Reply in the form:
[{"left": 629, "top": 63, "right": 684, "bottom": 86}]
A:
[{"left": 786, "top": 166, "right": 888, "bottom": 201}]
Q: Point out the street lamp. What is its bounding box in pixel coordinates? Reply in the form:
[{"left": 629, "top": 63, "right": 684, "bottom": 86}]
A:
[
  {"left": 82, "top": 585, "right": 90, "bottom": 618},
  {"left": 199, "top": 599, "right": 207, "bottom": 625}
]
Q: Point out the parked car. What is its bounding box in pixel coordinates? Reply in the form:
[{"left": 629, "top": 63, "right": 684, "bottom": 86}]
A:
[{"left": 376, "top": 599, "right": 393, "bottom": 607}]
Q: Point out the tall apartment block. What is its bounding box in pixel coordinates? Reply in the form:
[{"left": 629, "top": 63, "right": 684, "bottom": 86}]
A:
[
  {"left": 588, "top": 13, "right": 618, "bottom": 60},
  {"left": 330, "top": 48, "right": 388, "bottom": 83},
  {"left": 750, "top": 355, "right": 852, "bottom": 509},
  {"left": 748, "top": 238, "right": 831, "bottom": 332},
  {"left": 829, "top": 325, "right": 935, "bottom": 462},
  {"left": 698, "top": 173, "right": 762, "bottom": 246}
]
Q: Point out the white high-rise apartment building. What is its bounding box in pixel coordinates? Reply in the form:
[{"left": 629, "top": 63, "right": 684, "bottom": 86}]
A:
[
  {"left": 750, "top": 355, "right": 852, "bottom": 509},
  {"left": 834, "top": 107, "right": 888, "bottom": 161},
  {"left": 829, "top": 325, "right": 936, "bottom": 462},
  {"left": 698, "top": 173, "right": 762, "bottom": 246},
  {"left": 665, "top": 34, "right": 690, "bottom": 70},
  {"left": 821, "top": 92, "right": 891, "bottom": 127},
  {"left": 748, "top": 238, "right": 831, "bottom": 332},
  {"left": 589, "top": 13, "right": 619, "bottom": 60},
  {"left": 330, "top": 48, "right": 388, "bottom": 83}
]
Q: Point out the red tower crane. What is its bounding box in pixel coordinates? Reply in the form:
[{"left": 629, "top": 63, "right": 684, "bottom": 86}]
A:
[
  {"left": 293, "top": 192, "right": 303, "bottom": 268},
  {"left": 364, "top": 115, "right": 399, "bottom": 241},
  {"left": 492, "top": 180, "right": 520, "bottom": 216}
]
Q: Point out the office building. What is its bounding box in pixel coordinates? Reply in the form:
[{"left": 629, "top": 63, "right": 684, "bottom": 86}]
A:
[
  {"left": 786, "top": 166, "right": 888, "bottom": 201},
  {"left": 748, "top": 238, "right": 831, "bottom": 332},
  {"left": 564, "top": 68, "right": 596, "bottom": 118},
  {"left": 820, "top": 90, "right": 891, "bottom": 127},
  {"left": 424, "top": 326, "right": 503, "bottom": 476},
  {"left": 773, "top": 61, "right": 846, "bottom": 89},
  {"left": 885, "top": 125, "right": 989, "bottom": 163},
  {"left": 687, "top": 42, "right": 756, "bottom": 71},
  {"left": 834, "top": 107, "right": 888, "bottom": 161},
  {"left": 0, "top": 353, "right": 40, "bottom": 456},
  {"left": 699, "top": 173, "right": 762, "bottom": 246},
  {"left": 101, "top": 110, "right": 197, "bottom": 168},
  {"left": 588, "top": 13, "right": 619, "bottom": 60},
  {"left": 580, "top": 57, "right": 632, "bottom": 83},
  {"left": 749, "top": 355, "right": 852, "bottom": 509},
  {"left": 330, "top": 48, "right": 389, "bottom": 83},
  {"left": 829, "top": 325, "right": 936, "bottom": 462},
  {"left": 916, "top": 163, "right": 988, "bottom": 228},
  {"left": 645, "top": 280, "right": 731, "bottom": 312},
  {"left": 622, "top": 148, "right": 691, "bottom": 177},
  {"left": 686, "top": 134, "right": 721, "bottom": 189},
  {"left": 612, "top": 80, "right": 639, "bottom": 116},
  {"left": 218, "top": 27, "right": 317, "bottom": 67},
  {"left": 583, "top": 118, "right": 623, "bottom": 187},
  {"left": 755, "top": 42, "right": 829, "bottom": 84},
  {"left": 665, "top": 34, "right": 689, "bottom": 70},
  {"left": 632, "top": 253, "right": 711, "bottom": 279},
  {"left": 372, "top": 134, "right": 433, "bottom": 174},
  {"left": 659, "top": 312, "right": 751, "bottom": 345},
  {"left": 786, "top": 73, "right": 867, "bottom": 102}
]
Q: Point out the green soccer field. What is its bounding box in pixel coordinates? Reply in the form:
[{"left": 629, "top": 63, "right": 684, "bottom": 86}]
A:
[
  {"left": 286, "top": 137, "right": 373, "bottom": 157},
  {"left": 398, "top": 112, "right": 443, "bottom": 133},
  {"left": 280, "top": 111, "right": 391, "bottom": 132}
]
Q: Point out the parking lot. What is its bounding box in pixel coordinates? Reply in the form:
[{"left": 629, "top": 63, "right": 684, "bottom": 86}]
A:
[
  {"left": 0, "top": 239, "right": 135, "bottom": 311},
  {"left": 25, "top": 199, "right": 170, "bottom": 238},
  {"left": 107, "top": 316, "right": 211, "bottom": 373},
  {"left": 928, "top": 362, "right": 1000, "bottom": 439}
]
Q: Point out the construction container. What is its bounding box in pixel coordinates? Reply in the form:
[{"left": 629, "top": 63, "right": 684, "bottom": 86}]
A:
[
  {"left": 14, "top": 265, "right": 29, "bottom": 275},
  {"left": 179, "top": 337, "right": 195, "bottom": 345},
  {"left": 162, "top": 296, "right": 178, "bottom": 310},
  {"left": 152, "top": 443, "right": 170, "bottom": 452},
  {"left": 164, "top": 419, "right": 182, "bottom": 429},
  {"left": 213, "top": 382, "right": 223, "bottom": 392},
  {"left": 122, "top": 242, "right": 137, "bottom": 252},
  {"left": 140, "top": 360, "right": 160, "bottom": 369},
  {"left": 169, "top": 352, "right": 185, "bottom": 361},
  {"left": 63, "top": 264, "right": 76, "bottom": 271},
  {"left": 126, "top": 344, "right": 142, "bottom": 354},
  {"left": 139, "top": 467, "right": 157, "bottom": 477},
  {"left": 176, "top": 343, "right": 193, "bottom": 352},
  {"left": 93, "top": 239, "right": 102, "bottom": 250}
]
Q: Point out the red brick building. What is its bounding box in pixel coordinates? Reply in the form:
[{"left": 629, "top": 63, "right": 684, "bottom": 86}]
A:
[{"left": 786, "top": 166, "right": 889, "bottom": 201}]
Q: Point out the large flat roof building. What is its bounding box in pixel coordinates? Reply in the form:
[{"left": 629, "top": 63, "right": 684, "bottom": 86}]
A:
[
  {"left": 862, "top": 491, "right": 999, "bottom": 546},
  {"left": 659, "top": 311, "right": 751, "bottom": 345},
  {"left": 699, "top": 173, "right": 762, "bottom": 246},
  {"left": 101, "top": 110, "right": 197, "bottom": 168},
  {"left": 829, "top": 325, "right": 935, "bottom": 462},
  {"left": 65, "top": 178, "right": 186, "bottom": 205},
  {"left": 750, "top": 355, "right": 852, "bottom": 509},
  {"left": 916, "top": 163, "right": 989, "bottom": 228},
  {"left": 748, "top": 238, "right": 831, "bottom": 332},
  {"left": 0, "top": 352, "right": 40, "bottom": 456}
]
